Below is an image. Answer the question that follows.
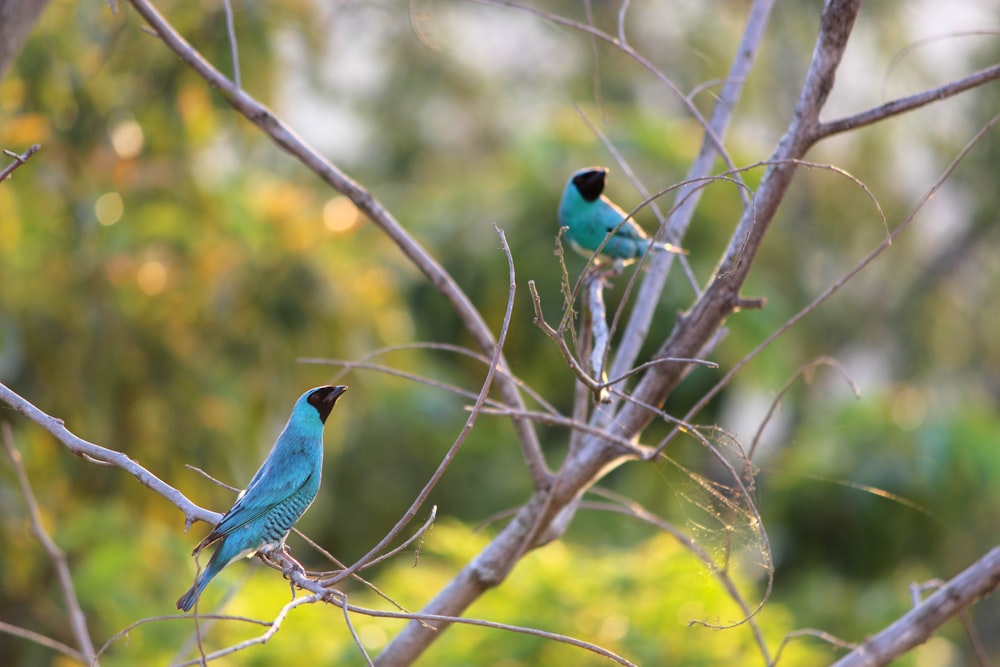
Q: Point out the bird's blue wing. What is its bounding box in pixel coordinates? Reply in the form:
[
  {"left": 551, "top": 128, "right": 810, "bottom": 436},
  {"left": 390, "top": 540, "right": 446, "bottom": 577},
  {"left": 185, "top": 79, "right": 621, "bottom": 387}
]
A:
[
  {"left": 597, "top": 198, "right": 646, "bottom": 241},
  {"left": 197, "top": 467, "right": 313, "bottom": 550}
]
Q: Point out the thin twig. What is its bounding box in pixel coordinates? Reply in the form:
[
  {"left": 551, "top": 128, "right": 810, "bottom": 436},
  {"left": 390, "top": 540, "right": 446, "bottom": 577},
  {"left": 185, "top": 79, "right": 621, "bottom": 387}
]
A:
[
  {"left": 3, "top": 423, "right": 98, "bottom": 666},
  {"left": 476, "top": 406, "right": 647, "bottom": 458},
  {"left": 301, "top": 345, "right": 560, "bottom": 416},
  {"left": 746, "top": 356, "right": 860, "bottom": 462},
  {"left": 476, "top": 0, "right": 739, "bottom": 173},
  {"left": 528, "top": 279, "right": 601, "bottom": 393},
  {"left": 607, "top": 0, "right": 775, "bottom": 389},
  {"left": 221, "top": 0, "right": 241, "bottom": 89},
  {"left": 0, "top": 620, "right": 85, "bottom": 664},
  {"left": 656, "top": 112, "right": 1000, "bottom": 456},
  {"left": 581, "top": 490, "right": 772, "bottom": 665},
  {"left": 174, "top": 594, "right": 321, "bottom": 666},
  {"left": 832, "top": 546, "right": 1000, "bottom": 667},
  {"left": 772, "top": 628, "right": 857, "bottom": 665},
  {"left": 0, "top": 381, "right": 220, "bottom": 530},
  {"left": 290, "top": 527, "right": 426, "bottom": 626},
  {"left": 319, "top": 506, "right": 437, "bottom": 578},
  {"left": 101, "top": 613, "right": 270, "bottom": 662},
  {"left": 0, "top": 144, "right": 41, "bottom": 182},
  {"left": 333, "top": 600, "right": 637, "bottom": 667},
  {"left": 123, "top": 0, "right": 548, "bottom": 490},
  {"left": 817, "top": 62, "right": 1000, "bottom": 139},
  {"left": 320, "top": 226, "right": 518, "bottom": 590},
  {"left": 184, "top": 464, "right": 240, "bottom": 492},
  {"left": 331, "top": 591, "right": 375, "bottom": 666}
]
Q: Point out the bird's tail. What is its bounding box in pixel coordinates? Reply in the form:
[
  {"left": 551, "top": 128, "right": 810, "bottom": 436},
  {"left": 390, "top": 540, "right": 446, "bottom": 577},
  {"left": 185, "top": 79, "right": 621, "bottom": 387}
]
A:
[
  {"left": 176, "top": 582, "right": 202, "bottom": 612},
  {"left": 176, "top": 552, "right": 225, "bottom": 612}
]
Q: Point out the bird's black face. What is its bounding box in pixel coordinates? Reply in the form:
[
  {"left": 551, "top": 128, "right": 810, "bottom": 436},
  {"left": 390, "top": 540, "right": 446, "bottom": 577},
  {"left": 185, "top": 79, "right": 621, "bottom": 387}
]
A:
[
  {"left": 572, "top": 168, "right": 608, "bottom": 202},
  {"left": 307, "top": 385, "right": 348, "bottom": 423}
]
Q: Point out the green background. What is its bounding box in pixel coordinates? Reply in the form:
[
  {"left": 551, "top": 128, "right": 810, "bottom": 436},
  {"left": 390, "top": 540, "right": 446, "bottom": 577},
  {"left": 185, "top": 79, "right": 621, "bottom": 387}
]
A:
[{"left": 2, "top": 1, "right": 999, "bottom": 665}]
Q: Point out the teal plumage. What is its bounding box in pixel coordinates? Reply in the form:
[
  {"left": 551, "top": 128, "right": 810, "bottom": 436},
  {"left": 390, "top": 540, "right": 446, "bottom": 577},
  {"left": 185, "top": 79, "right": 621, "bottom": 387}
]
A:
[
  {"left": 176, "top": 385, "right": 347, "bottom": 612},
  {"left": 558, "top": 167, "right": 684, "bottom": 263}
]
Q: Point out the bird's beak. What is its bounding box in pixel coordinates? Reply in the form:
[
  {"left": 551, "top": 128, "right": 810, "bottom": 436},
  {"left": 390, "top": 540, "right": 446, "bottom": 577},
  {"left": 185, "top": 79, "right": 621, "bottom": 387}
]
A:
[{"left": 310, "top": 385, "right": 348, "bottom": 423}]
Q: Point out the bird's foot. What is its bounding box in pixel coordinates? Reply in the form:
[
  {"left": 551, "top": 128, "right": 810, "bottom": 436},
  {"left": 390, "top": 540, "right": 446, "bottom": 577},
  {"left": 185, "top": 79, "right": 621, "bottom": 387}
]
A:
[
  {"left": 586, "top": 262, "right": 622, "bottom": 284},
  {"left": 279, "top": 549, "right": 306, "bottom": 579}
]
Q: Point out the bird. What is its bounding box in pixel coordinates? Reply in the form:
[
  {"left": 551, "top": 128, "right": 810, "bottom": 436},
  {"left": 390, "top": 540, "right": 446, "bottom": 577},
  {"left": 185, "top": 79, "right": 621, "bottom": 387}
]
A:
[
  {"left": 557, "top": 166, "right": 685, "bottom": 264},
  {"left": 176, "top": 384, "right": 348, "bottom": 612}
]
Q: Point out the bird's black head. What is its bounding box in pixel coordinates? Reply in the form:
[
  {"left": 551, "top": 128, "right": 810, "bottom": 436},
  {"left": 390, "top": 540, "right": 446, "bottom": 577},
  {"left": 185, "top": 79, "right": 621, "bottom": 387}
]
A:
[
  {"left": 572, "top": 167, "right": 609, "bottom": 202},
  {"left": 307, "top": 385, "right": 348, "bottom": 423}
]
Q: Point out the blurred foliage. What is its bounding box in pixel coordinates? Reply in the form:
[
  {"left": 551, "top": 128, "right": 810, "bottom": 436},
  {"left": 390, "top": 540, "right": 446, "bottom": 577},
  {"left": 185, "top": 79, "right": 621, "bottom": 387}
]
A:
[{"left": 2, "top": 0, "right": 1000, "bottom": 665}]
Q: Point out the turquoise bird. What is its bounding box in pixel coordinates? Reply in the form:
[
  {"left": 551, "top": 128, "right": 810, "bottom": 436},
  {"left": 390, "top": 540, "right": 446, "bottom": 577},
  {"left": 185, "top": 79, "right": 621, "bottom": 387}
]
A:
[
  {"left": 558, "top": 166, "right": 685, "bottom": 264},
  {"left": 176, "top": 385, "right": 348, "bottom": 612}
]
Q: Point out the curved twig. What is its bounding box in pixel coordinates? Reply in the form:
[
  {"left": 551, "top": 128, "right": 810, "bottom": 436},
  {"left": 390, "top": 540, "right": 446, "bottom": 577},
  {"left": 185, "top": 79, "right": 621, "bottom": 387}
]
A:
[
  {"left": 124, "top": 0, "right": 549, "bottom": 490},
  {"left": 2, "top": 424, "right": 98, "bottom": 665},
  {"left": 320, "top": 225, "right": 518, "bottom": 589}
]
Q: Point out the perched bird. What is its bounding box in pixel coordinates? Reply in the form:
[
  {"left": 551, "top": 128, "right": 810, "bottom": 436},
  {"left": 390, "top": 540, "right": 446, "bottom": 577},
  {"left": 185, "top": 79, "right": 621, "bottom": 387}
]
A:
[
  {"left": 176, "top": 384, "right": 348, "bottom": 612},
  {"left": 558, "top": 166, "right": 685, "bottom": 264}
]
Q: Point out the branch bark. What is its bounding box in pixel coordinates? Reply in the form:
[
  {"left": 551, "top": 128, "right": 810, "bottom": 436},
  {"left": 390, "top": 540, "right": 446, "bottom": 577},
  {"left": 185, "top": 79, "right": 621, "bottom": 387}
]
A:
[
  {"left": 123, "top": 0, "right": 551, "bottom": 491},
  {"left": 831, "top": 547, "right": 1000, "bottom": 667},
  {"left": 0, "top": 381, "right": 219, "bottom": 528},
  {"left": 616, "top": 0, "right": 863, "bottom": 441},
  {"left": 377, "top": 2, "right": 865, "bottom": 663},
  {"left": 607, "top": 0, "right": 776, "bottom": 392},
  {"left": 0, "top": 0, "right": 50, "bottom": 83},
  {"left": 3, "top": 423, "right": 98, "bottom": 666}
]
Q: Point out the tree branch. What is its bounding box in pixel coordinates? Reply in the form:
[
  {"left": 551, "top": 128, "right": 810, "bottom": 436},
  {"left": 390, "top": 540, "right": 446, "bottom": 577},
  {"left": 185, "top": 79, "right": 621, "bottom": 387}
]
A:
[
  {"left": 816, "top": 63, "right": 1000, "bottom": 139},
  {"left": 320, "top": 225, "right": 518, "bottom": 590},
  {"left": 607, "top": 0, "right": 775, "bottom": 392},
  {"left": 614, "top": 0, "right": 865, "bottom": 441},
  {"left": 831, "top": 546, "right": 1000, "bottom": 667},
  {"left": 0, "top": 621, "right": 84, "bottom": 664},
  {"left": 0, "top": 381, "right": 219, "bottom": 528},
  {"left": 2, "top": 423, "right": 98, "bottom": 665},
  {"left": 0, "top": 144, "right": 41, "bottom": 182},
  {"left": 123, "top": 0, "right": 550, "bottom": 490}
]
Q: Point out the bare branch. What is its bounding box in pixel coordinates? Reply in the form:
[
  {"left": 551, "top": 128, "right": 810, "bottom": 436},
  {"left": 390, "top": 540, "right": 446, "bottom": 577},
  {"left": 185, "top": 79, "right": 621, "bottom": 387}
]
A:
[
  {"left": 221, "top": 0, "right": 240, "bottom": 89},
  {"left": 817, "top": 63, "right": 1000, "bottom": 139},
  {"left": 0, "top": 144, "right": 41, "bottom": 182},
  {"left": 585, "top": 273, "right": 611, "bottom": 404},
  {"left": 615, "top": 1, "right": 878, "bottom": 443},
  {"left": 322, "top": 226, "right": 518, "bottom": 590},
  {"left": 2, "top": 423, "right": 98, "bottom": 665},
  {"left": 608, "top": 0, "right": 775, "bottom": 386},
  {"left": 581, "top": 490, "right": 771, "bottom": 665},
  {"left": 0, "top": 620, "right": 84, "bottom": 664},
  {"left": 666, "top": 111, "right": 1000, "bottom": 451},
  {"left": 831, "top": 546, "right": 1000, "bottom": 667},
  {"left": 123, "top": 0, "right": 548, "bottom": 489},
  {"left": 0, "top": 382, "right": 220, "bottom": 529},
  {"left": 746, "top": 356, "right": 860, "bottom": 462},
  {"left": 340, "top": 601, "right": 637, "bottom": 667}
]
